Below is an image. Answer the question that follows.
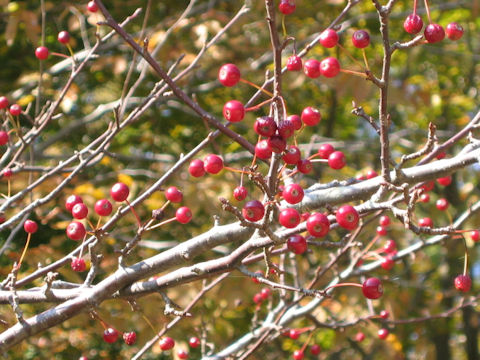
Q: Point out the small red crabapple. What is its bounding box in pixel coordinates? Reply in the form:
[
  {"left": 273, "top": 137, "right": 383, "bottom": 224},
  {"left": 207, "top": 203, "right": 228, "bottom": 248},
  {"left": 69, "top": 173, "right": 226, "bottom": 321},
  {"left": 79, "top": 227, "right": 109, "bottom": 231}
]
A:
[
  {"left": 454, "top": 274, "right": 471, "bottom": 292},
  {"left": 328, "top": 151, "right": 346, "bottom": 170},
  {"left": 379, "top": 215, "right": 390, "bottom": 227},
  {"left": 471, "top": 230, "right": 480, "bottom": 242},
  {"left": 0, "top": 96, "right": 9, "bottom": 109},
  {"left": 111, "top": 182, "right": 129, "bottom": 202},
  {"left": 267, "top": 135, "right": 287, "bottom": 153},
  {"left": 189, "top": 159, "right": 205, "bottom": 177},
  {"left": 254, "top": 116, "right": 277, "bottom": 137},
  {"left": 420, "top": 193, "right": 430, "bottom": 203},
  {"left": 24, "top": 219, "right": 38, "bottom": 234},
  {"left": 177, "top": 349, "right": 189, "bottom": 359},
  {"left": 355, "top": 332, "right": 365, "bottom": 342},
  {"left": 301, "top": 106, "right": 321, "bottom": 126},
  {"left": 94, "top": 199, "right": 113, "bottom": 217},
  {"left": 297, "top": 159, "right": 312, "bottom": 174},
  {"left": 176, "top": 207, "right": 192, "bottom": 224},
  {"left": 253, "top": 293, "right": 264, "bottom": 304},
  {"left": 159, "top": 337, "right": 175, "bottom": 350},
  {"left": 352, "top": 30, "right": 370, "bottom": 48},
  {"left": 318, "top": 143, "right": 334, "bottom": 159},
  {"left": 421, "top": 180, "right": 434, "bottom": 192},
  {"left": 165, "top": 186, "right": 183, "bottom": 203},
  {"left": 286, "top": 55, "right": 302, "bottom": 71},
  {"left": 278, "top": 0, "right": 295, "bottom": 15},
  {"left": 57, "top": 31, "right": 71, "bottom": 44},
  {"left": 72, "top": 202, "right": 88, "bottom": 219},
  {"left": 336, "top": 205, "right": 359, "bottom": 230},
  {"left": 189, "top": 336, "right": 200, "bottom": 348},
  {"left": 436, "top": 151, "right": 446, "bottom": 159},
  {"left": 303, "top": 59, "right": 321, "bottom": 79},
  {"left": 320, "top": 57, "right": 340, "bottom": 78},
  {"left": 404, "top": 14, "right": 423, "bottom": 34},
  {"left": 233, "top": 186, "right": 248, "bottom": 201},
  {"left": 65, "top": 194, "right": 83, "bottom": 212},
  {"left": 66, "top": 221, "right": 86, "bottom": 241},
  {"left": 87, "top": 1, "right": 98, "bottom": 13},
  {"left": 35, "top": 46, "right": 49, "bottom": 60},
  {"left": 287, "top": 234, "right": 307, "bottom": 254},
  {"left": 282, "top": 183, "right": 304, "bottom": 204},
  {"left": 380, "top": 310, "right": 389, "bottom": 319},
  {"left": 223, "top": 100, "right": 245, "bottom": 122},
  {"left": 424, "top": 24, "right": 445, "bottom": 43},
  {"left": 204, "top": 154, "right": 224, "bottom": 174},
  {"left": 381, "top": 256, "right": 395, "bottom": 270},
  {"left": 376, "top": 226, "right": 388, "bottom": 236},
  {"left": 1, "top": 168, "right": 11, "bottom": 179},
  {"left": 278, "top": 208, "right": 301, "bottom": 228},
  {"left": 436, "top": 198, "right": 449, "bottom": 211},
  {"left": 218, "top": 63, "right": 241, "bottom": 87},
  {"left": 255, "top": 139, "right": 272, "bottom": 160},
  {"left": 366, "top": 169, "right": 378, "bottom": 179},
  {"left": 9, "top": 104, "right": 22, "bottom": 116},
  {"left": 383, "top": 239, "right": 397, "bottom": 253},
  {"left": 437, "top": 175, "right": 452, "bottom": 186},
  {"left": 103, "top": 328, "right": 119, "bottom": 343},
  {"left": 242, "top": 200, "right": 265, "bottom": 222},
  {"left": 0, "top": 131, "right": 8, "bottom": 146},
  {"left": 418, "top": 217, "right": 433, "bottom": 228},
  {"left": 260, "top": 287, "right": 271, "bottom": 300},
  {"left": 282, "top": 145, "right": 301, "bottom": 165},
  {"left": 277, "top": 120, "right": 295, "bottom": 139},
  {"left": 289, "top": 329, "right": 300, "bottom": 339},
  {"left": 378, "top": 328, "right": 389, "bottom": 340},
  {"left": 362, "top": 277, "right": 383, "bottom": 299},
  {"left": 445, "top": 22, "right": 464, "bottom": 40},
  {"left": 123, "top": 331, "right": 137, "bottom": 346},
  {"left": 71, "top": 257, "right": 86, "bottom": 272},
  {"left": 319, "top": 29, "right": 339, "bottom": 48},
  {"left": 293, "top": 349, "right": 304, "bottom": 360},
  {"left": 310, "top": 344, "right": 321, "bottom": 355},
  {"left": 306, "top": 212, "right": 330, "bottom": 237},
  {"left": 287, "top": 114, "right": 302, "bottom": 130}
]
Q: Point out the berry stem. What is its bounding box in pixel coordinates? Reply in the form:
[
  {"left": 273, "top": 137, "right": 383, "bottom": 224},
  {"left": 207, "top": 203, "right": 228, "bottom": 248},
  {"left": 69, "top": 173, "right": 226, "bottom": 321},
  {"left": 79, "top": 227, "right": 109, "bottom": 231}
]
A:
[
  {"left": 239, "top": 78, "right": 274, "bottom": 97},
  {"left": 245, "top": 98, "right": 274, "bottom": 112},
  {"left": 146, "top": 217, "right": 177, "bottom": 231},
  {"left": 7, "top": 179, "right": 10, "bottom": 198},
  {"left": 340, "top": 69, "right": 368, "bottom": 78},
  {"left": 281, "top": 15, "right": 287, "bottom": 37},
  {"left": 16, "top": 233, "right": 32, "bottom": 270},
  {"left": 324, "top": 282, "right": 363, "bottom": 293},
  {"left": 125, "top": 199, "right": 142, "bottom": 228},
  {"left": 300, "top": 330, "right": 315, "bottom": 352},
  {"left": 413, "top": 0, "right": 418, "bottom": 14},
  {"left": 50, "top": 51, "right": 70, "bottom": 59},
  {"left": 461, "top": 235, "right": 469, "bottom": 276},
  {"left": 362, "top": 49, "right": 370, "bottom": 71},
  {"left": 142, "top": 313, "right": 160, "bottom": 335},
  {"left": 423, "top": 0, "right": 432, "bottom": 24},
  {"left": 337, "top": 44, "right": 364, "bottom": 68},
  {"left": 224, "top": 166, "right": 255, "bottom": 175}
]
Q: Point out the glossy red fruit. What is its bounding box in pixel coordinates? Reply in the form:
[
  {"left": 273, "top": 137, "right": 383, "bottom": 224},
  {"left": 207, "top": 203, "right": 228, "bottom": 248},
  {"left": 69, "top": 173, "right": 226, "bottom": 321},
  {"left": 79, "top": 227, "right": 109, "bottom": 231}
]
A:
[
  {"left": 253, "top": 293, "right": 263, "bottom": 304},
  {"left": 9, "top": 104, "right": 22, "bottom": 116},
  {"left": 66, "top": 221, "right": 86, "bottom": 240},
  {"left": 254, "top": 116, "right": 276, "bottom": 137},
  {"left": 381, "top": 256, "right": 394, "bottom": 270},
  {"left": 301, "top": 107, "right": 321, "bottom": 126},
  {"left": 277, "top": 120, "right": 295, "bottom": 139},
  {"left": 318, "top": 143, "right": 334, "bottom": 159},
  {"left": 255, "top": 139, "right": 272, "bottom": 160},
  {"left": 378, "top": 328, "right": 389, "bottom": 340},
  {"left": 306, "top": 212, "right": 330, "bottom": 237},
  {"left": 65, "top": 194, "right": 83, "bottom": 212},
  {"left": 35, "top": 46, "right": 49, "bottom": 60},
  {"left": 303, "top": 59, "right": 321, "bottom": 79},
  {"left": 189, "top": 159, "right": 205, "bottom": 177},
  {"left": 279, "top": 208, "right": 301, "bottom": 228},
  {"left": 437, "top": 175, "right": 452, "bottom": 186},
  {"left": 289, "top": 329, "right": 300, "bottom": 340},
  {"left": 223, "top": 100, "right": 245, "bottom": 122},
  {"left": 293, "top": 350, "right": 304, "bottom": 360},
  {"left": 0, "top": 131, "right": 8, "bottom": 146},
  {"left": 424, "top": 24, "right": 445, "bottom": 43},
  {"left": 421, "top": 180, "right": 435, "bottom": 192},
  {"left": 176, "top": 207, "right": 192, "bottom": 224},
  {"left": 189, "top": 337, "right": 200, "bottom": 348},
  {"left": 319, "top": 29, "right": 339, "bottom": 48},
  {"left": 159, "top": 337, "right": 175, "bottom": 350},
  {"left": 471, "top": 230, "right": 480, "bottom": 242},
  {"left": 355, "top": 332, "right": 365, "bottom": 342},
  {"left": 362, "top": 277, "right": 383, "bottom": 299},
  {"left": 233, "top": 186, "right": 248, "bottom": 201},
  {"left": 242, "top": 200, "right": 265, "bottom": 222},
  {"left": 436, "top": 151, "right": 446, "bottom": 160},
  {"left": 218, "top": 63, "right": 241, "bottom": 87},
  {"left": 87, "top": 1, "right": 98, "bottom": 12},
  {"left": 310, "top": 344, "right": 321, "bottom": 355},
  {"left": 71, "top": 257, "right": 86, "bottom": 272},
  {"left": 404, "top": 14, "right": 423, "bottom": 34},
  {"left": 111, "top": 182, "right": 129, "bottom": 202},
  {"left": 383, "top": 239, "right": 397, "bottom": 253},
  {"left": 278, "top": 0, "right": 295, "bottom": 15},
  {"left": 445, "top": 22, "right": 464, "bottom": 40},
  {"left": 260, "top": 287, "right": 271, "bottom": 300},
  {"left": 419, "top": 217, "right": 433, "bottom": 228},
  {"left": 251, "top": 270, "right": 263, "bottom": 284},
  {"left": 177, "top": 349, "right": 189, "bottom": 359},
  {"left": 267, "top": 135, "right": 287, "bottom": 153},
  {"left": 287, "top": 234, "right": 307, "bottom": 254},
  {"left": 287, "top": 114, "right": 302, "bottom": 130},
  {"left": 72, "top": 202, "right": 88, "bottom": 219},
  {"left": 380, "top": 310, "right": 389, "bottom": 319},
  {"left": 165, "top": 186, "right": 183, "bottom": 203},
  {"left": 2, "top": 168, "right": 12, "bottom": 179},
  {"left": 376, "top": 226, "right": 387, "bottom": 236},
  {"left": 379, "top": 215, "right": 390, "bottom": 227},
  {"left": 123, "top": 331, "right": 137, "bottom": 345},
  {"left": 366, "top": 169, "right": 378, "bottom": 179},
  {"left": 0, "top": 96, "right": 9, "bottom": 109},
  {"left": 57, "top": 31, "right": 71, "bottom": 44},
  {"left": 103, "top": 328, "right": 119, "bottom": 343},
  {"left": 320, "top": 57, "right": 340, "bottom": 78},
  {"left": 336, "top": 205, "right": 359, "bottom": 230},
  {"left": 454, "top": 274, "right": 472, "bottom": 292},
  {"left": 420, "top": 193, "right": 430, "bottom": 203},
  {"left": 286, "top": 55, "right": 302, "bottom": 71},
  {"left": 282, "top": 145, "right": 301, "bottom": 165},
  {"left": 436, "top": 198, "right": 449, "bottom": 211},
  {"left": 282, "top": 183, "right": 304, "bottom": 204},
  {"left": 204, "top": 154, "right": 223, "bottom": 174},
  {"left": 352, "top": 30, "right": 370, "bottom": 48},
  {"left": 297, "top": 159, "right": 312, "bottom": 174},
  {"left": 24, "top": 219, "right": 38, "bottom": 234},
  {"left": 328, "top": 151, "right": 346, "bottom": 169}
]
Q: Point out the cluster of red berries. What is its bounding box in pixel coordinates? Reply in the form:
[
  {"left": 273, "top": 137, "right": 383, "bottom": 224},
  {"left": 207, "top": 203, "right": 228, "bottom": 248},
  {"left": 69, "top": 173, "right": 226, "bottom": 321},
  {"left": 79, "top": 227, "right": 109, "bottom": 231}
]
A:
[{"left": 403, "top": 13, "right": 464, "bottom": 43}]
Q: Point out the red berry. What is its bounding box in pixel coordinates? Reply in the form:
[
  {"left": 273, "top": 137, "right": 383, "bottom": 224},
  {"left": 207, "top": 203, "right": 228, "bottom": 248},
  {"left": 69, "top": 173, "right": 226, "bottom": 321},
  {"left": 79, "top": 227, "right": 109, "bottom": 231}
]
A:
[
  {"left": 454, "top": 274, "right": 471, "bottom": 292},
  {"left": 233, "top": 186, "right": 248, "bottom": 201},
  {"left": 189, "top": 159, "right": 205, "bottom": 177},
  {"left": 352, "top": 30, "right": 370, "bottom": 48},
  {"left": 436, "top": 151, "right": 446, "bottom": 160},
  {"left": 204, "top": 154, "right": 224, "bottom": 174},
  {"left": 66, "top": 221, "right": 86, "bottom": 241},
  {"left": 123, "top": 331, "right": 137, "bottom": 346},
  {"left": 404, "top": 14, "right": 423, "bottom": 34},
  {"left": 0, "top": 96, "right": 9, "bottom": 109},
  {"left": 177, "top": 349, "right": 189, "bottom": 359},
  {"left": 79, "top": 356, "right": 88, "bottom": 360},
  {"left": 437, "top": 175, "right": 452, "bottom": 186},
  {"left": 87, "top": 1, "right": 98, "bottom": 12},
  {"left": 159, "top": 337, "right": 175, "bottom": 350},
  {"left": 0, "top": 131, "right": 9, "bottom": 146},
  {"left": 255, "top": 139, "right": 272, "bottom": 160},
  {"left": 381, "top": 256, "right": 394, "bottom": 270},
  {"left": 189, "top": 337, "right": 200, "bottom": 348},
  {"left": 9, "top": 104, "right": 21, "bottom": 116},
  {"left": 297, "top": 159, "right": 312, "bottom": 174},
  {"left": 471, "top": 230, "right": 480, "bottom": 242},
  {"left": 165, "top": 186, "right": 183, "bottom": 203},
  {"left": 277, "top": 120, "right": 295, "bottom": 139},
  {"left": 289, "top": 329, "right": 300, "bottom": 340},
  {"left": 303, "top": 59, "right": 321, "bottom": 79},
  {"left": 242, "top": 200, "right": 265, "bottom": 222},
  {"left": 72, "top": 202, "right": 88, "bottom": 219},
  {"left": 267, "top": 135, "right": 287, "bottom": 154},
  {"left": 380, "top": 310, "right": 389, "bottom": 319},
  {"left": 336, "top": 205, "right": 359, "bottom": 230},
  {"left": 279, "top": 208, "right": 301, "bottom": 228},
  {"left": 421, "top": 180, "right": 435, "bottom": 192},
  {"left": 318, "top": 143, "right": 334, "bottom": 159},
  {"left": 71, "top": 257, "right": 86, "bottom": 272},
  {"left": 306, "top": 212, "right": 330, "bottom": 238},
  {"left": 424, "top": 24, "right": 445, "bottom": 43},
  {"left": 24, "top": 219, "right": 38, "bottom": 234},
  {"left": 223, "top": 100, "right": 245, "bottom": 122},
  {"left": 35, "top": 46, "right": 49, "bottom": 60},
  {"left": 301, "top": 107, "right": 321, "bottom": 126},
  {"left": 293, "top": 350, "right": 304, "bottom": 360},
  {"left": 419, "top": 217, "right": 433, "bottom": 228},
  {"left": 319, "top": 29, "right": 339, "bottom": 48},
  {"left": 376, "top": 225, "right": 387, "bottom": 236},
  {"left": 103, "top": 328, "right": 119, "bottom": 343},
  {"left": 57, "top": 31, "right": 71, "bottom": 44},
  {"left": 260, "top": 287, "right": 271, "bottom": 300},
  {"left": 287, "top": 115, "right": 302, "bottom": 130},
  {"left": 254, "top": 116, "right": 277, "bottom": 137},
  {"left": 320, "top": 57, "right": 340, "bottom": 78},
  {"left": 362, "top": 277, "right": 383, "bottom": 299},
  {"left": 93, "top": 199, "right": 112, "bottom": 217},
  {"left": 379, "top": 215, "right": 390, "bottom": 227},
  {"left": 383, "top": 239, "right": 397, "bottom": 253},
  {"left": 445, "top": 22, "right": 464, "bottom": 40},
  {"left": 0, "top": 168, "right": 10, "bottom": 179},
  {"left": 111, "top": 182, "right": 129, "bottom": 202},
  {"left": 436, "top": 198, "right": 449, "bottom": 211},
  {"left": 310, "top": 344, "right": 321, "bottom": 355},
  {"left": 378, "top": 328, "right": 389, "bottom": 340},
  {"left": 328, "top": 151, "right": 346, "bottom": 170},
  {"left": 286, "top": 55, "right": 302, "bottom": 71},
  {"left": 355, "top": 332, "right": 365, "bottom": 342},
  {"left": 278, "top": 0, "right": 295, "bottom": 15},
  {"left": 282, "top": 145, "right": 301, "bottom": 165},
  {"left": 176, "top": 207, "right": 192, "bottom": 224},
  {"left": 420, "top": 193, "right": 430, "bottom": 203},
  {"left": 65, "top": 194, "right": 83, "bottom": 212},
  {"left": 366, "top": 169, "right": 378, "bottom": 179},
  {"left": 218, "top": 63, "right": 241, "bottom": 87},
  {"left": 253, "top": 293, "right": 264, "bottom": 304},
  {"left": 287, "top": 234, "right": 307, "bottom": 254},
  {"left": 282, "top": 183, "right": 304, "bottom": 204}
]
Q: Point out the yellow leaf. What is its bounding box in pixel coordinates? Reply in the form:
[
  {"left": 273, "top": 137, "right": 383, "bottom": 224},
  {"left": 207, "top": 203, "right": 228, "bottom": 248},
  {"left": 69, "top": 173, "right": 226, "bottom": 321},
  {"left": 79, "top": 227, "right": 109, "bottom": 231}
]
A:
[{"left": 118, "top": 173, "right": 134, "bottom": 187}]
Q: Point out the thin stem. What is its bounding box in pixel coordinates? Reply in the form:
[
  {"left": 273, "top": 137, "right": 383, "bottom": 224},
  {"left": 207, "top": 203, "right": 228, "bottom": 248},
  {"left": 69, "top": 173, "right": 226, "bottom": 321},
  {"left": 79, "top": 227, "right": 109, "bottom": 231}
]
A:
[
  {"left": 413, "top": 0, "right": 418, "bottom": 14},
  {"left": 16, "top": 233, "right": 32, "bottom": 270},
  {"left": 146, "top": 217, "right": 176, "bottom": 231},
  {"left": 424, "top": 0, "right": 432, "bottom": 23},
  {"left": 125, "top": 199, "right": 141, "bottom": 228},
  {"left": 245, "top": 98, "right": 274, "bottom": 113},
  {"left": 362, "top": 49, "right": 370, "bottom": 71},
  {"left": 340, "top": 69, "right": 368, "bottom": 78},
  {"left": 239, "top": 78, "right": 274, "bottom": 97}
]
